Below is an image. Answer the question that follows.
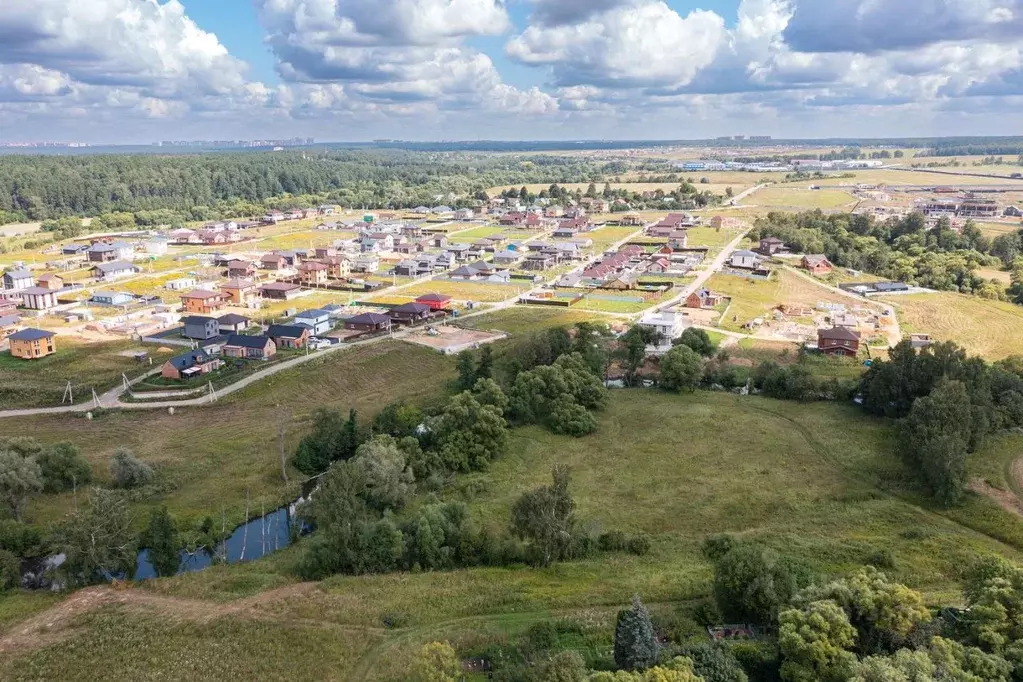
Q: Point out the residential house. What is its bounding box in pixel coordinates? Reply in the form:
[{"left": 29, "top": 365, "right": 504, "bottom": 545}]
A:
[
  {"left": 268, "top": 324, "right": 311, "bottom": 349},
  {"left": 262, "top": 212, "right": 285, "bottom": 224},
  {"left": 604, "top": 272, "right": 638, "bottom": 290},
  {"left": 323, "top": 255, "right": 352, "bottom": 279},
  {"left": 277, "top": 250, "right": 305, "bottom": 268},
  {"left": 730, "top": 250, "right": 760, "bottom": 269},
  {"left": 165, "top": 277, "right": 197, "bottom": 291},
  {"left": 8, "top": 328, "right": 56, "bottom": 359},
  {"left": 552, "top": 226, "right": 579, "bottom": 240},
  {"left": 668, "top": 231, "right": 689, "bottom": 249},
  {"left": 545, "top": 205, "right": 564, "bottom": 218},
  {"left": 19, "top": 287, "right": 59, "bottom": 311},
  {"left": 293, "top": 309, "right": 331, "bottom": 336},
  {"left": 645, "top": 258, "right": 674, "bottom": 275},
  {"left": 222, "top": 279, "right": 259, "bottom": 305},
  {"left": 0, "top": 300, "right": 17, "bottom": 317},
  {"left": 260, "top": 282, "right": 301, "bottom": 300},
  {"left": 318, "top": 204, "right": 336, "bottom": 216},
  {"left": 817, "top": 326, "right": 861, "bottom": 358},
  {"left": 91, "top": 261, "right": 138, "bottom": 282},
  {"left": 389, "top": 302, "right": 432, "bottom": 325},
  {"left": 524, "top": 253, "right": 557, "bottom": 270},
  {"left": 90, "top": 291, "right": 133, "bottom": 306},
  {"left": 638, "top": 311, "right": 686, "bottom": 341},
  {"left": 801, "top": 254, "right": 833, "bottom": 275},
  {"left": 431, "top": 235, "right": 449, "bottom": 249},
  {"left": 88, "top": 241, "right": 133, "bottom": 262},
  {"left": 1005, "top": 206, "right": 1022, "bottom": 218},
  {"left": 445, "top": 244, "right": 472, "bottom": 262},
  {"left": 686, "top": 289, "right": 723, "bottom": 309},
  {"left": 651, "top": 213, "right": 690, "bottom": 231},
  {"left": 711, "top": 216, "right": 741, "bottom": 229},
  {"left": 758, "top": 237, "right": 785, "bottom": 255},
  {"left": 3, "top": 269, "right": 33, "bottom": 291},
  {"left": 493, "top": 250, "right": 520, "bottom": 266},
  {"left": 394, "top": 259, "right": 422, "bottom": 277},
  {"left": 454, "top": 208, "right": 475, "bottom": 220},
  {"left": 169, "top": 228, "right": 199, "bottom": 244},
  {"left": 36, "top": 273, "right": 64, "bottom": 291},
  {"left": 314, "top": 246, "right": 338, "bottom": 260},
  {"left": 449, "top": 264, "right": 482, "bottom": 280},
  {"left": 180, "top": 289, "right": 227, "bottom": 315},
  {"left": 61, "top": 243, "right": 91, "bottom": 258},
  {"left": 260, "top": 254, "right": 288, "bottom": 272},
  {"left": 415, "top": 293, "right": 452, "bottom": 310},
  {"left": 223, "top": 335, "right": 276, "bottom": 361},
  {"left": 145, "top": 237, "right": 169, "bottom": 255},
  {"left": 217, "top": 314, "right": 250, "bottom": 334},
  {"left": 227, "top": 260, "right": 256, "bottom": 279},
  {"left": 344, "top": 312, "right": 392, "bottom": 333},
  {"left": 297, "top": 260, "right": 329, "bottom": 285},
  {"left": 0, "top": 314, "right": 20, "bottom": 340},
  {"left": 162, "top": 349, "right": 222, "bottom": 380},
  {"left": 351, "top": 255, "right": 380, "bottom": 273},
  {"left": 181, "top": 315, "right": 220, "bottom": 340}
]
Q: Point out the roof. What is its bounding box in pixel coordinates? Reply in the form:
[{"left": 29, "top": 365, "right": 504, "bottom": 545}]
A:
[
  {"left": 223, "top": 279, "right": 256, "bottom": 288},
  {"left": 166, "top": 349, "right": 214, "bottom": 371},
  {"left": 217, "top": 314, "right": 250, "bottom": 325},
  {"left": 92, "top": 260, "right": 136, "bottom": 273},
  {"left": 92, "top": 290, "right": 130, "bottom": 299},
  {"left": 450, "top": 266, "right": 477, "bottom": 277},
  {"left": 181, "top": 289, "right": 223, "bottom": 300},
  {"left": 37, "top": 273, "right": 62, "bottom": 281},
  {"left": 9, "top": 328, "right": 55, "bottom": 341},
  {"left": 732, "top": 250, "right": 759, "bottom": 258},
  {"left": 261, "top": 282, "right": 300, "bottom": 291},
  {"left": 392, "top": 302, "right": 431, "bottom": 314},
  {"left": 299, "top": 260, "right": 328, "bottom": 270},
  {"left": 819, "top": 326, "right": 861, "bottom": 341},
  {"left": 416, "top": 293, "right": 452, "bottom": 302},
  {"left": 268, "top": 324, "right": 308, "bottom": 338},
  {"left": 803, "top": 254, "right": 831, "bottom": 265},
  {"left": 294, "top": 309, "right": 329, "bottom": 319},
  {"left": 761, "top": 236, "right": 784, "bottom": 244},
  {"left": 20, "top": 287, "right": 56, "bottom": 295},
  {"left": 347, "top": 312, "right": 391, "bottom": 325},
  {"left": 4, "top": 268, "right": 32, "bottom": 279},
  {"left": 224, "top": 334, "right": 272, "bottom": 350},
  {"left": 182, "top": 315, "right": 217, "bottom": 325}
]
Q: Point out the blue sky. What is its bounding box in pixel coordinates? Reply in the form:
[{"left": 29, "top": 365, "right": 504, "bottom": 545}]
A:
[{"left": 2, "top": 0, "right": 1022, "bottom": 143}]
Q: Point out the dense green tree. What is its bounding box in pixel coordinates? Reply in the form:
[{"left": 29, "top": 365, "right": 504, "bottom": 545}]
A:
[
  {"left": 614, "top": 595, "right": 661, "bottom": 671},
  {"left": 109, "top": 447, "right": 154, "bottom": 489},
  {"left": 352, "top": 436, "right": 416, "bottom": 511},
  {"left": 535, "top": 650, "right": 587, "bottom": 682},
  {"left": 455, "top": 350, "right": 478, "bottom": 391},
  {"left": 898, "top": 380, "right": 973, "bottom": 506},
  {"left": 660, "top": 345, "right": 704, "bottom": 393},
  {"left": 371, "top": 400, "right": 424, "bottom": 439},
  {"left": 778, "top": 600, "right": 857, "bottom": 682},
  {"left": 476, "top": 345, "right": 494, "bottom": 381},
  {"left": 675, "top": 328, "right": 716, "bottom": 357},
  {"left": 586, "top": 657, "right": 703, "bottom": 681},
  {"left": 434, "top": 392, "right": 508, "bottom": 471},
  {"left": 143, "top": 507, "right": 181, "bottom": 578},
  {"left": 849, "top": 649, "right": 934, "bottom": 682},
  {"left": 549, "top": 394, "right": 599, "bottom": 436},
  {"left": 0, "top": 450, "right": 43, "bottom": 522},
  {"left": 510, "top": 465, "right": 575, "bottom": 567},
  {"left": 471, "top": 378, "right": 509, "bottom": 417},
  {"left": 411, "top": 641, "right": 461, "bottom": 682},
  {"left": 293, "top": 408, "right": 361, "bottom": 475},
  {"left": 55, "top": 488, "right": 137, "bottom": 586},
  {"left": 36, "top": 442, "right": 92, "bottom": 493},
  {"left": 679, "top": 643, "right": 749, "bottom": 682},
  {"left": 713, "top": 543, "right": 810, "bottom": 625}
]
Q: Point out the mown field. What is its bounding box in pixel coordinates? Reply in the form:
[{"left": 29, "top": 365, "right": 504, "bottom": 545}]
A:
[
  {"left": 0, "top": 337, "right": 177, "bottom": 409},
  {"left": 706, "top": 269, "right": 857, "bottom": 332},
  {"left": 750, "top": 186, "right": 857, "bottom": 210},
  {"left": 879, "top": 292, "right": 1023, "bottom": 360},
  {"left": 455, "top": 306, "right": 614, "bottom": 335},
  {"left": 5, "top": 390, "right": 1023, "bottom": 680},
  {"left": 402, "top": 279, "right": 530, "bottom": 303},
  {"left": 4, "top": 341, "right": 455, "bottom": 529}
]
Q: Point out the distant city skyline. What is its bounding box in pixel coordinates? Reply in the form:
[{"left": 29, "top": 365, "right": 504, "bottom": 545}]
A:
[{"left": 2, "top": 1, "right": 1022, "bottom": 144}]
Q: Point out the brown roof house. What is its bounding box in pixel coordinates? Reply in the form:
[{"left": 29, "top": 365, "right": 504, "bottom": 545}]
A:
[
  {"left": 260, "top": 282, "right": 301, "bottom": 300},
  {"left": 817, "top": 326, "right": 861, "bottom": 357},
  {"left": 181, "top": 289, "right": 227, "bottom": 315},
  {"left": 268, "top": 324, "right": 311, "bottom": 349},
  {"left": 801, "top": 254, "right": 833, "bottom": 275},
  {"left": 686, "top": 288, "right": 724, "bottom": 309},
  {"left": 344, "top": 312, "right": 391, "bottom": 333},
  {"left": 389, "top": 302, "right": 432, "bottom": 325},
  {"left": 161, "top": 349, "right": 222, "bottom": 380},
  {"left": 227, "top": 260, "right": 256, "bottom": 278},
  {"left": 223, "top": 334, "right": 276, "bottom": 361},
  {"left": 222, "top": 279, "right": 259, "bottom": 305},
  {"left": 298, "top": 260, "right": 329, "bottom": 285}
]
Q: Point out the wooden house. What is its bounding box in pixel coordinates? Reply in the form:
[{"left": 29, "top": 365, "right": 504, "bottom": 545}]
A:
[
  {"left": 801, "top": 254, "right": 833, "bottom": 275},
  {"left": 8, "top": 328, "right": 56, "bottom": 359}
]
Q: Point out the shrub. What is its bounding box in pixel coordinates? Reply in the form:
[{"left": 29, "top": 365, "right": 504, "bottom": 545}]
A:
[
  {"left": 37, "top": 442, "right": 93, "bottom": 493},
  {"left": 702, "top": 534, "right": 737, "bottom": 562},
  {"left": 533, "top": 650, "right": 586, "bottom": 682},
  {"left": 599, "top": 531, "right": 629, "bottom": 552},
  {"left": 109, "top": 448, "right": 154, "bottom": 489},
  {"left": 867, "top": 549, "right": 897, "bottom": 570},
  {"left": 526, "top": 620, "right": 560, "bottom": 652},
  {"left": 0, "top": 548, "right": 20, "bottom": 591},
  {"left": 627, "top": 536, "right": 651, "bottom": 556},
  {"left": 0, "top": 520, "right": 43, "bottom": 557}
]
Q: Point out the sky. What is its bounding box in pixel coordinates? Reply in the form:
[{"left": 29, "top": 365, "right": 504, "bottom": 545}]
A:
[{"left": 1, "top": 0, "right": 1021, "bottom": 144}]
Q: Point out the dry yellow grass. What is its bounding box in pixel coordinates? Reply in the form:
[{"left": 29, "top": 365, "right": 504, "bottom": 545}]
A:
[{"left": 878, "top": 292, "right": 1023, "bottom": 360}]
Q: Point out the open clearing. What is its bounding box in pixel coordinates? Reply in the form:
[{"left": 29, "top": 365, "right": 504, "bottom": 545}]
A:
[
  {"left": 879, "top": 292, "right": 1023, "bottom": 360},
  {"left": 706, "top": 269, "right": 858, "bottom": 333},
  {"left": 402, "top": 279, "right": 529, "bottom": 303},
  {"left": 455, "top": 306, "right": 614, "bottom": 335},
  {"left": 5, "top": 390, "right": 1023, "bottom": 680},
  {"left": 750, "top": 186, "right": 858, "bottom": 210},
  {"left": 4, "top": 341, "right": 454, "bottom": 529}
]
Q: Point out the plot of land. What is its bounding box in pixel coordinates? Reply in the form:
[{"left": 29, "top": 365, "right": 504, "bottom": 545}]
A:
[
  {"left": 878, "top": 292, "right": 1023, "bottom": 360},
  {"left": 977, "top": 221, "right": 1022, "bottom": 238},
  {"left": 402, "top": 279, "right": 529, "bottom": 303},
  {"left": 588, "top": 226, "right": 642, "bottom": 250},
  {"left": 750, "top": 187, "right": 857, "bottom": 210},
  {"left": 0, "top": 337, "right": 176, "bottom": 409},
  {"left": 455, "top": 307, "right": 613, "bottom": 334},
  {"left": 575, "top": 288, "right": 678, "bottom": 314},
  {"left": 403, "top": 325, "right": 506, "bottom": 354},
  {"left": 707, "top": 269, "right": 861, "bottom": 333}
]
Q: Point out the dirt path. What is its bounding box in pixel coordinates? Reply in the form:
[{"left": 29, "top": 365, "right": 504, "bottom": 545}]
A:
[{"left": 0, "top": 582, "right": 372, "bottom": 657}]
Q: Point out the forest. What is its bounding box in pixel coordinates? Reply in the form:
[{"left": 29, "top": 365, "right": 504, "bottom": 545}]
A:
[{"left": 0, "top": 150, "right": 608, "bottom": 224}]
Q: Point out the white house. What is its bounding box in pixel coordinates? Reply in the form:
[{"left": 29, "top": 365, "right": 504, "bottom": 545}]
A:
[
  {"left": 730, "top": 250, "right": 760, "bottom": 269},
  {"left": 293, "top": 309, "right": 332, "bottom": 336},
  {"left": 352, "top": 255, "right": 380, "bottom": 273},
  {"left": 145, "top": 237, "right": 169, "bottom": 255},
  {"left": 165, "top": 277, "right": 197, "bottom": 291},
  {"left": 637, "top": 311, "right": 686, "bottom": 342},
  {"left": 91, "top": 261, "right": 139, "bottom": 282},
  {"left": 2, "top": 268, "right": 34, "bottom": 291}
]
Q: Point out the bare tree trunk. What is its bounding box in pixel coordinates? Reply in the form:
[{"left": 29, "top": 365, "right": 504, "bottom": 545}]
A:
[{"left": 278, "top": 411, "right": 290, "bottom": 482}]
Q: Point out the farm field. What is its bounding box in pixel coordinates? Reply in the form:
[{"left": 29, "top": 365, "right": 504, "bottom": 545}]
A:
[
  {"left": 750, "top": 186, "right": 857, "bottom": 210},
  {"left": 4, "top": 341, "right": 454, "bottom": 529},
  {"left": 6, "top": 391, "right": 1023, "bottom": 679},
  {"left": 706, "top": 269, "right": 858, "bottom": 332},
  {"left": 848, "top": 168, "right": 1023, "bottom": 186},
  {"left": 402, "top": 279, "right": 530, "bottom": 303},
  {"left": 0, "top": 337, "right": 176, "bottom": 409},
  {"left": 977, "top": 221, "right": 1022, "bottom": 238},
  {"left": 879, "top": 292, "right": 1023, "bottom": 360}
]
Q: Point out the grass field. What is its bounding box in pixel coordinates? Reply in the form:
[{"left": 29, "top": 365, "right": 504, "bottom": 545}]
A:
[
  {"left": 0, "top": 337, "right": 176, "bottom": 409},
  {"left": 750, "top": 187, "right": 857, "bottom": 210},
  {"left": 6, "top": 391, "right": 1023, "bottom": 679},
  {"left": 707, "top": 269, "right": 855, "bottom": 332},
  {"left": 687, "top": 226, "right": 746, "bottom": 249},
  {"left": 977, "top": 221, "right": 1022, "bottom": 238},
  {"left": 588, "top": 226, "right": 643, "bottom": 250},
  {"left": 455, "top": 307, "right": 613, "bottom": 335},
  {"left": 879, "top": 292, "right": 1023, "bottom": 359},
  {"left": 5, "top": 341, "right": 454, "bottom": 530},
  {"left": 402, "top": 279, "right": 529, "bottom": 303},
  {"left": 576, "top": 288, "right": 678, "bottom": 314},
  {"left": 977, "top": 267, "right": 1012, "bottom": 286}
]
